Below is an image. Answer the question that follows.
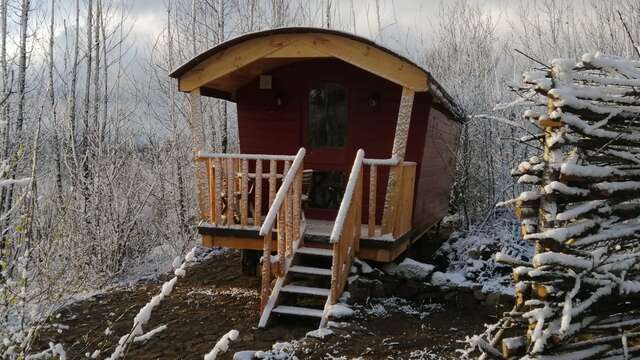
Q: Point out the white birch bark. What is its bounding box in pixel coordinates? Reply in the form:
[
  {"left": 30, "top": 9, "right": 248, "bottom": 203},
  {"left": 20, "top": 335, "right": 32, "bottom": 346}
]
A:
[{"left": 381, "top": 87, "right": 414, "bottom": 233}]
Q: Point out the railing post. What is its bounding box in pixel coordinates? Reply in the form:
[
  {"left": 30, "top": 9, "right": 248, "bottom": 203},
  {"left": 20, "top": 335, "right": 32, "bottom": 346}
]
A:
[
  {"left": 214, "top": 158, "right": 223, "bottom": 225},
  {"left": 277, "top": 207, "right": 286, "bottom": 276},
  {"left": 260, "top": 230, "right": 272, "bottom": 313},
  {"left": 368, "top": 165, "right": 377, "bottom": 237},
  {"left": 268, "top": 160, "right": 277, "bottom": 207},
  {"left": 329, "top": 241, "right": 340, "bottom": 303},
  {"left": 282, "top": 161, "right": 291, "bottom": 256},
  {"left": 240, "top": 159, "right": 249, "bottom": 227},
  {"left": 286, "top": 185, "right": 293, "bottom": 257},
  {"left": 293, "top": 166, "right": 302, "bottom": 240},
  {"left": 382, "top": 87, "right": 415, "bottom": 234},
  {"left": 207, "top": 158, "right": 215, "bottom": 222},
  {"left": 188, "top": 88, "right": 211, "bottom": 221},
  {"left": 355, "top": 172, "right": 363, "bottom": 253},
  {"left": 226, "top": 158, "right": 235, "bottom": 225},
  {"left": 255, "top": 160, "right": 263, "bottom": 227}
]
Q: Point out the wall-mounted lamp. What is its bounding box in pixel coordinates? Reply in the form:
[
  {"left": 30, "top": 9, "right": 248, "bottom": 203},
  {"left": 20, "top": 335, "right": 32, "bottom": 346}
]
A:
[
  {"left": 368, "top": 92, "right": 380, "bottom": 108},
  {"left": 275, "top": 91, "right": 287, "bottom": 107},
  {"left": 259, "top": 74, "right": 272, "bottom": 90}
]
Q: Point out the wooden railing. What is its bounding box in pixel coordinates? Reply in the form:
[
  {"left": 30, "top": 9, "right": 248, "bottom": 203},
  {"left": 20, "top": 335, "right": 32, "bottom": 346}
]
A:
[
  {"left": 258, "top": 148, "right": 306, "bottom": 312},
  {"left": 197, "top": 151, "right": 298, "bottom": 229},
  {"left": 320, "top": 149, "right": 365, "bottom": 328},
  {"left": 319, "top": 151, "right": 416, "bottom": 328},
  {"left": 364, "top": 158, "right": 417, "bottom": 238}
]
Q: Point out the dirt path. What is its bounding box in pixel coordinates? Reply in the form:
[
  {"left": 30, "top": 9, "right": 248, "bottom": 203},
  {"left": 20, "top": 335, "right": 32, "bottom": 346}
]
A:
[{"left": 35, "top": 250, "right": 502, "bottom": 359}]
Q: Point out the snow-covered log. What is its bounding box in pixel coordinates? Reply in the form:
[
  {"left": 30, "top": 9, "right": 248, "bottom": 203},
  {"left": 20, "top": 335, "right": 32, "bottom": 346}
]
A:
[{"left": 466, "top": 52, "right": 640, "bottom": 359}]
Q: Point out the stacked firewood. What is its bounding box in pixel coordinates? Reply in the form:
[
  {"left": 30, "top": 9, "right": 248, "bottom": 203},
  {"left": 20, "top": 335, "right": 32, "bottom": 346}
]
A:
[{"left": 466, "top": 53, "right": 640, "bottom": 359}]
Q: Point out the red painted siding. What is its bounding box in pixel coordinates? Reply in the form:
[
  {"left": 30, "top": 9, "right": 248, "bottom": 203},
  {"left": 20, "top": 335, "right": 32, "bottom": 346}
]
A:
[
  {"left": 236, "top": 58, "right": 454, "bottom": 228},
  {"left": 413, "top": 108, "right": 462, "bottom": 232}
]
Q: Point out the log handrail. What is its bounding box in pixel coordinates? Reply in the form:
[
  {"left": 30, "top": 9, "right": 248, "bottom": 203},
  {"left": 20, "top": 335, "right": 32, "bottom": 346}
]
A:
[
  {"left": 362, "top": 156, "right": 400, "bottom": 166},
  {"left": 364, "top": 159, "right": 416, "bottom": 238},
  {"left": 319, "top": 152, "right": 415, "bottom": 328},
  {"left": 197, "top": 151, "right": 297, "bottom": 161},
  {"left": 321, "top": 149, "right": 365, "bottom": 328},
  {"left": 259, "top": 148, "right": 306, "bottom": 313},
  {"left": 259, "top": 148, "right": 305, "bottom": 236},
  {"left": 329, "top": 149, "right": 365, "bottom": 243},
  {"left": 199, "top": 151, "right": 300, "bottom": 229}
]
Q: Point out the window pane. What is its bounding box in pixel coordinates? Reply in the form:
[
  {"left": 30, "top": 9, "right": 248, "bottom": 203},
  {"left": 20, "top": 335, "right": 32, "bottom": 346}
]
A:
[{"left": 308, "top": 84, "right": 347, "bottom": 148}]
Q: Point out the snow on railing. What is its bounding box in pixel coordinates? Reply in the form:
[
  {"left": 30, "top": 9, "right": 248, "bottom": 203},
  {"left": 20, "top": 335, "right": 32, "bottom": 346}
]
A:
[
  {"left": 258, "top": 148, "right": 305, "bottom": 313},
  {"left": 196, "top": 151, "right": 299, "bottom": 228},
  {"left": 362, "top": 155, "right": 400, "bottom": 166},
  {"left": 259, "top": 148, "right": 305, "bottom": 236},
  {"left": 321, "top": 149, "right": 365, "bottom": 329},
  {"left": 330, "top": 149, "right": 364, "bottom": 243},
  {"left": 362, "top": 156, "right": 417, "bottom": 238},
  {"left": 197, "top": 151, "right": 297, "bottom": 161}
]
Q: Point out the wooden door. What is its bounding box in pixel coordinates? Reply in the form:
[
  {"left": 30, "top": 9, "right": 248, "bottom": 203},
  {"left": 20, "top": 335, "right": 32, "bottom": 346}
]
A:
[{"left": 303, "top": 82, "right": 350, "bottom": 220}]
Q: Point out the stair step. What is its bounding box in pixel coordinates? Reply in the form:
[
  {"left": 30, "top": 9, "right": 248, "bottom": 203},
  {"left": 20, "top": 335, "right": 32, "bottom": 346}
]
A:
[
  {"left": 281, "top": 285, "right": 330, "bottom": 297},
  {"left": 296, "top": 247, "right": 333, "bottom": 257},
  {"left": 289, "top": 265, "right": 331, "bottom": 276},
  {"left": 272, "top": 305, "right": 324, "bottom": 318}
]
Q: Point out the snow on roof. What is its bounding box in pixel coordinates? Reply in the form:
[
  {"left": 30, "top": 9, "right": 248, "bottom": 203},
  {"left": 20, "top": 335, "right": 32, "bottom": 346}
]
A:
[{"left": 169, "top": 27, "right": 465, "bottom": 122}]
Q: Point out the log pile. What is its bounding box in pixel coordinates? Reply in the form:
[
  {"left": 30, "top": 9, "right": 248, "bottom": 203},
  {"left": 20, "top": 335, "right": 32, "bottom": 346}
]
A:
[{"left": 466, "top": 52, "right": 640, "bottom": 359}]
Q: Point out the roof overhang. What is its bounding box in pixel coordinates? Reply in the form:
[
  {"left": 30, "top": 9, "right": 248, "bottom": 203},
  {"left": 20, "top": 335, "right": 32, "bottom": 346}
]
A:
[
  {"left": 170, "top": 28, "right": 429, "bottom": 98},
  {"left": 170, "top": 27, "right": 465, "bottom": 123}
]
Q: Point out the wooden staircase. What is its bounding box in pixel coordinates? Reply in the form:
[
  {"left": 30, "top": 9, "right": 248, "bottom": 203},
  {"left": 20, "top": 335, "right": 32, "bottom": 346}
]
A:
[
  {"left": 258, "top": 245, "right": 335, "bottom": 327},
  {"left": 194, "top": 147, "right": 415, "bottom": 330},
  {"left": 258, "top": 150, "right": 365, "bottom": 330}
]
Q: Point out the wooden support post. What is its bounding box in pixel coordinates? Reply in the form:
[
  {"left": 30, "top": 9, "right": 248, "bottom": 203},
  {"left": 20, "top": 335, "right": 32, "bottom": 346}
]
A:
[
  {"left": 241, "top": 159, "right": 249, "bottom": 227},
  {"left": 214, "top": 158, "right": 223, "bottom": 224},
  {"left": 355, "top": 171, "right": 363, "bottom": 253},
  {"left": 293, "top": 167, "right": 302, "bottom": 239},
  {"left": 329, "top": 242, "right": 340, "bottom": 304},
  {"left": 207, "top": 158, "right": 215, "bottom": 222},
  {"left": 255, "top": 160, "right": 263, "bottom": 227},
  {"left": 286, "top": 185, "right": 293, "bottom": 257},
  {"left": 188, "top": 88, "right": 211, "bottom": 221},
  {"left": 277, "top": 207, "right": 286, "bottom": 276},
  {"left": 283, "top": 160, "right": 292, "bottom": 256},
  {"left": 260, "top": 231, "right": 272, "bottom": 312},
  {"left": 368, "top": 165, "right": 377, "bottom": 237},
  {"left": 268, "top": 160, "right": 277, "bottom": 207},
  {"left": 226, "top": 158, "right": 235, "bottom": 225},
  {"left": 382, "top": 87, "right": 415, "bottom": 234}
]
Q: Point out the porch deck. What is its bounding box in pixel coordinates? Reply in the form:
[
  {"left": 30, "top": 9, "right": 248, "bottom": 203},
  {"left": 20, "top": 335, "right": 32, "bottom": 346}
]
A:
[{"left": 199, "top": 218, "right": 417, "bottom": 263}]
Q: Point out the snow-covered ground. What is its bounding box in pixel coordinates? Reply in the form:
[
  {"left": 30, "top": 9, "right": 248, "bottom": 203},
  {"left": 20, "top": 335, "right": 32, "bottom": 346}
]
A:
[{"left": 432, "top": 212, "right": 532, "bottom": 295}]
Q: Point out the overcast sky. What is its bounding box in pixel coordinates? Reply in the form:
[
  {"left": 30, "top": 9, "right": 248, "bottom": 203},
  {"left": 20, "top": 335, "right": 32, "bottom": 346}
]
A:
[{"left": 121, "top": 0, "right": 519, "bottom": 64}]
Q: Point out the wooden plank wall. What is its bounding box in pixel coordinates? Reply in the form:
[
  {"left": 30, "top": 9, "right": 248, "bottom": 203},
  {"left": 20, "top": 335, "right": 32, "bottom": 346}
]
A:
[
  {"left": 413, "top": 108, "right": 461, "bottom": 233},
  {"left": 235, "top": 58, "right": 433, "bottom": 227}
]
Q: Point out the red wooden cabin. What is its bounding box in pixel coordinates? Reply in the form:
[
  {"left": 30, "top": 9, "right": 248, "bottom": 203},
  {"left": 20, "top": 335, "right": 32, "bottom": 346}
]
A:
[{"left": 170, "top": 28, "right": 463, "bottom": 329}]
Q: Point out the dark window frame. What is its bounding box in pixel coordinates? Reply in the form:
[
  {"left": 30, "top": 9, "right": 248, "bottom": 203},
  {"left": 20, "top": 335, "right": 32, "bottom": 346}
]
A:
[{"left": 307, "top": 83, "right": 348, "bottom": 149}]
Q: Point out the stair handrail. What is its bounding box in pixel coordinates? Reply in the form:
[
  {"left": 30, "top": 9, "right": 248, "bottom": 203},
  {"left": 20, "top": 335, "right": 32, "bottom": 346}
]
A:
[
  {"left": 329, "top": 149, "right": 365, "bottom": 243},
  {"left": 259, "top": 147, "right": 306, "bottom": 236},
  {"left": 197, "top": 151, "right": 298, "bottom": 161},
  {"left": 259, "top": 147, "right": 306, "bottom": 314},
  {"left": 321, "top": 149, "right": 365, "bottom": 328}
]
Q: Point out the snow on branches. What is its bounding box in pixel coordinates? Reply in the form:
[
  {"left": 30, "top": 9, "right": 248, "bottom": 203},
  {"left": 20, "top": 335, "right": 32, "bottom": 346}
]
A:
[{"left": 469, "top": 52, "right": 640, "bottom": 359}]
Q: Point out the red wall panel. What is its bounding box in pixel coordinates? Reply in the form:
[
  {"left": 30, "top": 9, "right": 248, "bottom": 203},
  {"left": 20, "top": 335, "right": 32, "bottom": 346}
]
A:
[{"left": 236, "top": 59, "right": 446, "bottom": 228}]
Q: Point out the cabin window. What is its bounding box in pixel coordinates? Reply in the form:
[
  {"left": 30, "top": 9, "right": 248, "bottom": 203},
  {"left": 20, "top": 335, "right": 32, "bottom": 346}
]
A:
[{"left": 308, "top": 84, "right": 347, "bottom": 148}]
